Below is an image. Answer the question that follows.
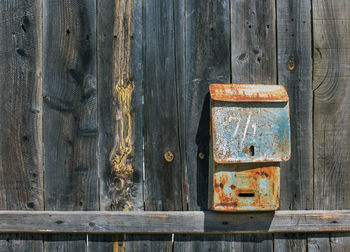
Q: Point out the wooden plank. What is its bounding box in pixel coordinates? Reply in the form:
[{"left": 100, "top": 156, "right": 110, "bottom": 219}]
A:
[
  {"left": 0, "top": 234, "right": 43, "bottom": 252},
  {"left": 0, "top": 210, "right": 349, "bottom": 234},
  {"left": 185, "top": 0, "right": 230, "bottom": 212},
  {"left": 88, "top": 234, "right": 172, "bottom": 252},
  {"left": 313, "top": 0, "right": 350, "bottom": 250},
  {"left": 308, "top": 234, "right": 331, "bottom": 252},
  {"left": 44, "top": 234, "right": 85, "bottom": 252},
  {"left": 277, "top": 0, "right": 313, "bottom": 211},
  {"left": 0, "top": 0, "right": 43, "bottom": 250},
  {"left": 231, "top": 0, "right": 276, "bottom": 84},
  {"left": 0, "top": 0, "right": 43, "bottom": 211},
  {"left": 43, "top": 0, "right": 97, "bottom": 250},
  {"left": 276, "top": 0, "right": 313, "bottom": 248},
  {"left": 313, "top": 0, "right": 350, "bottom": 211},
  {"left": 230, "top": 0, "right": 277, "bottom": 250},
  {"left": 97, "top": 0, "right": 143, "bottom": 211},
  {"left": 329, "top": 233, "right": 350, "bottom": 252},
  {"left": 234, "top": 234, "right": 273, "bottom": 251},
  {"left": 143, "top": 0, "right": 185, "bottom": 211},
  {"left": 43, "top": 0, "right": 98, "bottom": 211},
  {"left": 274, "top": 233, "right": 307, "bottom": 251},
  {"left": 181, "top": 0, "right": 230, "bottom": 248},
  {"left": 174, "top": 235, "right": 234, "bottom": 251}
]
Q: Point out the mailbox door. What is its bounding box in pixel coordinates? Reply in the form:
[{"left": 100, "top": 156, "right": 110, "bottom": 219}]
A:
[{"left": 210, "top": 84, "right": 291, "bottom": 163}]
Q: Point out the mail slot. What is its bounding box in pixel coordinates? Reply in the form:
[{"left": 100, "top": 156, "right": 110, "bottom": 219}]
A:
[{"left": 208, "top": 84, "right": 291, "bottom": 211}]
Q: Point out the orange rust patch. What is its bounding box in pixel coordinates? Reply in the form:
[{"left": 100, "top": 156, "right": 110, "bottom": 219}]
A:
[{"left": 209, "top": 84, "right": 289, "bottom": 102}]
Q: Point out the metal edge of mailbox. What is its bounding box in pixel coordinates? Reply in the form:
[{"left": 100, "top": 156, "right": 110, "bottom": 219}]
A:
[{"left": 209, "top": 84, "right": 289, "bottom": 102}]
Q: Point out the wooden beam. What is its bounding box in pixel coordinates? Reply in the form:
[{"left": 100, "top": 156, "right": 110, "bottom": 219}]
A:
[{"left": 0, "top": 211, "right": 349, "bottom": 234}]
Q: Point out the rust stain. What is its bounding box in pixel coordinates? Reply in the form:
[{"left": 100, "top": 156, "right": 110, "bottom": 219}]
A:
[
  {"left": 212, "top": 164, "right": 280, "bottom": 211},
  {"left": 113, "top": 241, "right": 125, "bottom": 252},
  {"left": 109, "top": 0, "right": 135, "bottom": 211},
  {"left": 209, "top": 84, "right": 289, "bottom": 102}
]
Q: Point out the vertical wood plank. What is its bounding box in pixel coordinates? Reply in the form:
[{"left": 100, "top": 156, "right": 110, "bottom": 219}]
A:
[
  {"left": 277, "top": 0, "right": 313, "bottom": 211},
  {"left": 234, "top": 234, "right": 273, "bottom": 251},
  {"left": 313, "top": 0, "right": 350, "bottom": 211},
  {"left": 174, "top": 235, "right": 234, "bottom": 252},
  {"left": 185, "top": 0, "right": 230, "bottom": 212},
  {"left": 0, "top": 0, "right": 43, "bottom": 211},
  {"left": 43, "top": 0, "right": 97, "bottom": 250},
  {"left": 313, "top": 1, "right": 350, "bottom": 250},
  {"left": 179, "top": 0, "right": 232, "bottom": 248},
  {"left": 276, "top": 0, "right": 313, "bottom": 248},
  {"left": 97, "top": 0, "right": 143, "bottom": 212},
  {"left": 0, "top": 234, "right": 43, "bottom": 252},
  {"left": 93, "top": 0, "right": 144, "bottom": 249},
  {"left": 43, "top": 0, "right": 98, "bottom": 211},
  {"left": 274, "top": 234, "right": 307, "bottom": 251},
  {"left": 44, "top": 235, "right": 85, "bottom": 252},
  {"left": 231, "top": 0, "right": 276, "bottom": 84},
  {"left": 143, "top": 0, "right": 185, "bottom": 211},
  {"left": 0, "top": 0, "right": 43, "bottom": 250},
  {"left": 308, "top": 234, "right": 331, "bottom": 252},
  {"left": 230, "top": 0, "right": 277, "bottom": 249}
]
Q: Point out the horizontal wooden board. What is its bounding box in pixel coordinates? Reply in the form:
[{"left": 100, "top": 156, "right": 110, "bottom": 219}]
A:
[{"left": 0, "top": 211, "right": 349, "bottom": 234}]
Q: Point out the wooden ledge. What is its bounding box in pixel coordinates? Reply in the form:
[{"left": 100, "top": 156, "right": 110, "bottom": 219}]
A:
[{"left": 0, "top": 210, "right": 349, "bottom": 234}]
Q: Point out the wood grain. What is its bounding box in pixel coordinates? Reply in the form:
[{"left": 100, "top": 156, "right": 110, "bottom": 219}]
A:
[
  {"left": 277, "top": 0, "right": 313, "bottom": 211},
  {"left": 0, "top": 234, "right": 43, "bottom": 252},
  {"left": 43, "top": 0, "right": 97, "bottom": 250},
  {"left": 0, "top": 0, "right": 43, "bottom": 211},
  {"left": 0, "top": 210, "right": 349, "bottom": 234},
  {"left": 43, "top": 0, "right": 98, "bottom": 211},
  {"left": 312, "top": 1, "right": 350, "bottom": 250},
  {"left": 97, "top": 0, "right": 143, "bottom": 212},
  {"left": 276, "top": 0, "right": 313, "bottom": 248},
  {"left": 230, "top": 0, "right": 277, "bottom": 250},
  {"left": 143, "top": 0, "right": 185, "bottom": 211},
  {"left": 181, "top": 0, "right": 231, "bottom": 248},
  {"left": 0, "top": 0, "right": 43, "bottom": 250},
  {"left": 274, "top": 233, "right": 307, "bottom": 251},
  {"left": 313, "top": 0, "right": 350, "bottom": 211},
  {"left": 231, "top": 0, "right": 276, "bottom": 84}
]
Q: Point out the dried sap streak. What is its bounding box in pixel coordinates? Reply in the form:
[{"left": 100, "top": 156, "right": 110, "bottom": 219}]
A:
[{"left": 109, "top": 0, "right": 135, "bottom": 211}]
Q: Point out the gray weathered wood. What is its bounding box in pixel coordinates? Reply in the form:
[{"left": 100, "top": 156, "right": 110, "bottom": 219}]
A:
[
  {"left": 185, "top": 0, "right": 230, "bottom": 211},
  {"left": 274, "top": 233, "right": 307, "bottom": 251},
  {"left": 230, "top": 0, "right": 277, "bottom": 250},
  {"left": 143, "top": 0, "right": 185, "bottom": 211},
  {"left": 182, "top": 0, "right": 230, "bottom": 248},
  {"left": 43, "top": 0, "right": 97, "bottom": 250},
  {"left": 97, "top": 0, "right": 143, "bottom": 211},
  {"left": 0, "top": 211, "right": 349, "bottom": 234},
  {"left": 43, "top": 0, "right": 98, "bottom": 211},
  {"left": 313, "top": 0, "right": 350, "bottom": 211},
  {"left": 174, "top": 235, "right": 234, "bottom": 251},
  {"left": 308, "top": 234, "right": 331, "bottom": 252},
  {"left": 234, "top": 234, "right": 273, "bottom": 251},
  {"left": 231, "top": 0, "right": 276, "bottom": 84},
  {"left": 0, "top": 0, "right": 43, "bottom": 211},
  {"left": 276, "top": 0, "right": 313, "bottom": 248},
  {"left": 277, "top": 0, "right": 313, "bottom": 212},
  {"left": 0, "top": 234, "right": 43, "bottom": 252},
  {"left": 44, "top": 234, "right": 85, "bottom": 252},
  {"left": 0, "top": 0, "right": 43, "bottom": 250},
  {"left": 313, "top": 0, "right": 350, "bottom": 250}
]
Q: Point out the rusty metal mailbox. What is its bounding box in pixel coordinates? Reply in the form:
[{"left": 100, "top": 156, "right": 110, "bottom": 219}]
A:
[{"left": 208, "top": 84, "right": 291, "bottom": 211}]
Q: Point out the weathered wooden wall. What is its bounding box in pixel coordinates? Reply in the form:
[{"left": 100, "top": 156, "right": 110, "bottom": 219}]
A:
[{"left": 0, "top": 0, "right": 349, "bottom": 251}]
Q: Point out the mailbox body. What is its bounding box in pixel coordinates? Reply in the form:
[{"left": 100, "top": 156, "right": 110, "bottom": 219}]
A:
[{"left": 209, "top": 84, "right": 290, "bottom": 212}]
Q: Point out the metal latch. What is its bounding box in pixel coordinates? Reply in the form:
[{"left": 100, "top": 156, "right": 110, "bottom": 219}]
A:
[{"left": 208, "top": 84, "right": 291, "bottom": 211}]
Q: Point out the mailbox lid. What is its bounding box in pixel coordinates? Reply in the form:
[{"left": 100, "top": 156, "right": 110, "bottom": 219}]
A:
[{"left": 210, "top": 84, "right": 291, "bottom": 163}]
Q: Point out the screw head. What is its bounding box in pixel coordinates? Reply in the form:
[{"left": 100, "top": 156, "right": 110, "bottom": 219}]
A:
[{"left": 164, "top": 151, "right": 174, "bottom": 162}]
